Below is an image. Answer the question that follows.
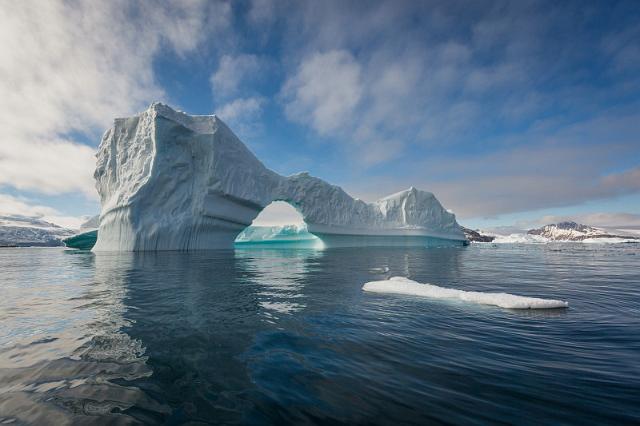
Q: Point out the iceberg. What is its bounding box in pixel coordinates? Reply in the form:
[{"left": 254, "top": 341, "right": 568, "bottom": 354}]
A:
[
  {"left": 62, "top": 215, "right": 99, "bottom": 250},
  {"left": 93, "top": 103, "right": 466, "bottom": 251},
  {"left": 63, "top": 229, "right": 98, "bottom": 250},
  {"left": 363, "top": 277, "right": 569, "bottom": 309}
]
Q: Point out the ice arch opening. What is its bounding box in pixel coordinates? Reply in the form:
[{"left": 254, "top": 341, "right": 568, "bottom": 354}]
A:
[
  {"left": 251, "top": 201, "right": 305, "bottom": 227},
  {"left": 234, "top": 201, "right": 323, "bottom": 248}
]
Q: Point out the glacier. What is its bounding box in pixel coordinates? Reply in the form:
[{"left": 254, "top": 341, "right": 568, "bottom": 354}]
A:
[{"left": 92, "top": 103, "right": 466, "bottom": 251}]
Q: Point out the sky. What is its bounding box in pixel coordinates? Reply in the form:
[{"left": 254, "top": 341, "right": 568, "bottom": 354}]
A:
[{"left": 0, "top": 0, "right": 639, "bottom": 231}]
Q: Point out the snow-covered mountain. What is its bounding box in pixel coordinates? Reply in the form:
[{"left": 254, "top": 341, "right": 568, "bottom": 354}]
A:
[
  {"left": 0, "top": 215, "right": 75, "bottom": 247},
  {"left": 78, "top": 215, "right": 99, "bottom": 232},
  {"left": 527, "top": 221, "right": 639, "bottom": 242}
]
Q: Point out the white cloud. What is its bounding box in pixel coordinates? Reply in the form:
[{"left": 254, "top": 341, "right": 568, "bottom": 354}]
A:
[
  {"left": 0, "top": 193, "right": 58, "bottom": 217},
  {"left": 248, "top": 0, "right": 277, "bottom": 26},
  {"left": 217, "top": 97, "right": 265, "bottom": 122},
  {"left": 0, "top": 136, "right": 97, "bottom": 197},
  {"left": 345, "top": 106, "right": 640, "bottom": 219},
  {"left": 0, "top": 0, "right": 227, "bottom": 197},
  {"left": 216, "top": 96, "right": 266, "bottom": 139},
  {"left": 281, "top": 50, "right": 363, "bottom": 134},
  {"left": 0, "top": 193, "right": 89, "bottom": 229},
  {"left": 210, "top": 54, "right": 265, "bottom": 98},
  {"left": 210, "top": 52, "right": 272, "bottom": 138},
  {"left": 357, "top": 139, "right": 406, "bottom": 167},
  {"left": 41, "top": 215, "right": 87, "bottom": 230},
  {"left": 252, "top": 201, "right": 304, "bottom": 226}
]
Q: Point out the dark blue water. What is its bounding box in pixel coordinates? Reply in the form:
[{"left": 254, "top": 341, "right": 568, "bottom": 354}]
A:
[{"left": 1, "top": 244, "right": 639, "bottom": 424}]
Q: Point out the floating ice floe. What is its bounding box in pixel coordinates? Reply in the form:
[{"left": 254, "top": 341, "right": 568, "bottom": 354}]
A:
[{"left": 363, "top": 277, "right": 569, "bottom": 309}]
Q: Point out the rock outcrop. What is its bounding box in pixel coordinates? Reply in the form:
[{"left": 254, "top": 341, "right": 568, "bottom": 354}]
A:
[{"left": 461, "top": 226, "right": 495, "bottom": 243}]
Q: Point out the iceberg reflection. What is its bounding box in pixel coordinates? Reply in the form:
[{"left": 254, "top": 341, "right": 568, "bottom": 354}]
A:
[
  {"left": 235, "top": 248, "right": 323, "bottom": 321},
  {"left": 0, "top": 250, "right": 155, "bottom": 424}
]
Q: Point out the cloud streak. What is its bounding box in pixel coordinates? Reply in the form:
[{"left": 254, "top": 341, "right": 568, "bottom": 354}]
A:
[
  {"left": 0, "top": 0, "right": 227, "bottom": 196},
  {"left": 1, "top": 0, "right": 639, "bottom": 223},
  {"left": 267, "top": 0, "right": 640, "bottom": 215},
  {"left": 282, "top": 50, "right": 363, "bottom": 135}
]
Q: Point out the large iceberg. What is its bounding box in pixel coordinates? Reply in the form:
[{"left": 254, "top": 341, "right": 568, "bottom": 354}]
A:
[{"left": 93, "top": 103, "right": 466, "bottom": 251}]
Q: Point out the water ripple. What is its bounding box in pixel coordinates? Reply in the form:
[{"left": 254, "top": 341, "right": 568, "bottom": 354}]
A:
[{"left": 0, "top": 244, "right": 638, "bottom": 424}]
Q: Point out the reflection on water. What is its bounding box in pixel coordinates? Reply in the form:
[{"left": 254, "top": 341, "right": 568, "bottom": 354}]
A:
[
  {"left": 0, "top": 251, "right": 155, "bottom": 424},
  {"left": 0, "top": 244, "right": 639, "bottom": 424},
  {"left": 236, "top": 248, "right": 322, "bottom": 321}
]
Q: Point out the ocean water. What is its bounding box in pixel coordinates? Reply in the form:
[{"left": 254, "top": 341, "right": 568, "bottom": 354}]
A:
[{"left": 1, "top": 244, "right": 639, "bottom": 425}]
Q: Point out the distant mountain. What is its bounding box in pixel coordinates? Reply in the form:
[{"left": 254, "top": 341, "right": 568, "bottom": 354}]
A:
[
  {"left": 527, "top": 221, "right": 639, "bottom": 242},
  {"left": 461, "top": 226, "right": 495, "bottom": 242},
  {"left": 0, "top": 215, "right": 75, "bottom": 247}
]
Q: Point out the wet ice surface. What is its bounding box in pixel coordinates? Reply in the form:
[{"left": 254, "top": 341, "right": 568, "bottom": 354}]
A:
[
  {"left": 363, "top": 276, "right": 569, "bottom": 309},
  {"left": 0, "top": 244, "right": 639, "bottom": 424}
]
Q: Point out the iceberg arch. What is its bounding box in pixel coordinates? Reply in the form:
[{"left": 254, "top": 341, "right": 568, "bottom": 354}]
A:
[
  {"left": 92, "top": 103, "right": 466, "bottom": 251},
  {"left": 235, "top": 201, "right": 322, "bottom": 248}
]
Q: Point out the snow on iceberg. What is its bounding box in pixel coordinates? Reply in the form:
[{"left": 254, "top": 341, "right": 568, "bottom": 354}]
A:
[
  {"left": 93, "top": 103, "right": 466, "bottom": 251},
  {"left": 235, "top": 224, "right": 315, "bottom": 242},
  {"left": 363, "top": 277, "right": 569, "bottom": 309},
  {"left": 235, "top": 225, "right": 323, "bottom": 248}
]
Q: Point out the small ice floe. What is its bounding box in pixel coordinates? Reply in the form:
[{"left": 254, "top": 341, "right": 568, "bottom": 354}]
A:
[
  {"left": 362, "top": 277, "right": 569, "bottom": 309},
  {"left": 369, "top": 266, "right": 390, "bottom": 274}
]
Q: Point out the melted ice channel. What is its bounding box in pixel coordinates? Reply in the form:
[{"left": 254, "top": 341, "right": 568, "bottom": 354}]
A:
[{"left": 363, "top": 277, "right": 569, "bottom": 309}]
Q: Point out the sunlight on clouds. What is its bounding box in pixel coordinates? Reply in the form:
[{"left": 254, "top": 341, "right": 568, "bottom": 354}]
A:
[
  {"left": 216, "top": 97, "right": 266, "bottom": 139},
  {"left": 211, "top": 54, "right": 265, "bottom": 98},
  {"left": 210, "top": 53, "right": 272, "bottom": 138},
  {"left": 0, "top": 194, "right": 58, "bottom": 217},
  {"left": 0, "top": 194, "right": 90, "bottom": 228},
  {"left": 282, "top": 50, "right": 363, "bottom": 135},
  {"left": 0, "top": 0, "right": 225, "bottom": 197},
  {"left": 0, "top": 137, "right": 96, "bottom": 197},
  {"left": 252, "top": 201, "right": 305, "bottom": 227},
  {"left": 217, "top": 97, "right": 265, "bottom": 122},
  {"left": 0, "top": 0, "right": 638, "bottom": 223}
]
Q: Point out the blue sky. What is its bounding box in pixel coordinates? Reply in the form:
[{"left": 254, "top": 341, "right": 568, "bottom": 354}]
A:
[{"left": 1, "top": 0, "right": 639, "bottom": 230}]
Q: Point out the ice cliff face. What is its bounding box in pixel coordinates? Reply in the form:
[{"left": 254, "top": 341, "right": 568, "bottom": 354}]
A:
[{"left": 93, "top": 103, "right": 465, "bottom": 251}]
